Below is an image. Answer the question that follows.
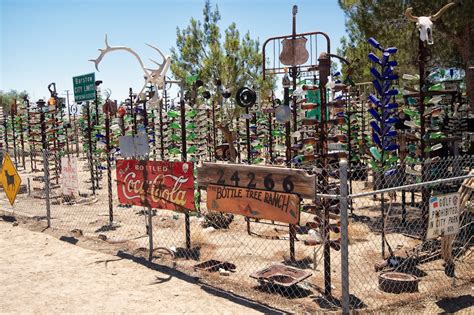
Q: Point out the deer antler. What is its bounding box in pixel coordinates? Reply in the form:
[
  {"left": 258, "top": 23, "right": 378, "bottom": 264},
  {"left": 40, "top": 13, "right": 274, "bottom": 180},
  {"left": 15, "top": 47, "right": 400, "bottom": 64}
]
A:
[
  {"left": 89, "top": 34, "right": 172, "bottom": 100},
  {"left": 404, "top": 7, "right": 418, "bottom": 22},
  {"left": 89, "top": 34, "right": 150, "bottom": 78},
  {"left": 431, "top": 1, "right": 456, "bottom": 21},
  {"left": 146, "top": 43, "right": 166, "bottom": 64}
]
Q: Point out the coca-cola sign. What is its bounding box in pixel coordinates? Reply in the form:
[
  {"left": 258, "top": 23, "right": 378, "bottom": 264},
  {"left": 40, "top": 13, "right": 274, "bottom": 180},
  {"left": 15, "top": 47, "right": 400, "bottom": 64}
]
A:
[{"left": 116, "top": 160, "right": 195, "bottom": 211}]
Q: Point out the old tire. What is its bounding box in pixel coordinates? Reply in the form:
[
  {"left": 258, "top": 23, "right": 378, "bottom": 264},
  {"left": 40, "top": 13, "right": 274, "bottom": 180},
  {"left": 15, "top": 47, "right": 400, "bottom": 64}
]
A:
[{"left": 379, "top": 272, "right": 419, "bottom": 293}]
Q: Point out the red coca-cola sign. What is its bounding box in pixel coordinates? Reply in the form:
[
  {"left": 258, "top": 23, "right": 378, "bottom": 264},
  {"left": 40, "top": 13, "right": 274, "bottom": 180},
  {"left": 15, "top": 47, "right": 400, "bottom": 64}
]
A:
[{"left": 116, "top": 160, "right": 195, "bottom": 211}]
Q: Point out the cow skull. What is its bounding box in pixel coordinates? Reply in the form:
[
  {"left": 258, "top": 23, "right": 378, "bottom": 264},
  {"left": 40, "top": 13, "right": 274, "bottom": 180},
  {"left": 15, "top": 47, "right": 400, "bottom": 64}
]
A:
[{"left": 405, "top": 2, "right": 456, "bottom": 45}]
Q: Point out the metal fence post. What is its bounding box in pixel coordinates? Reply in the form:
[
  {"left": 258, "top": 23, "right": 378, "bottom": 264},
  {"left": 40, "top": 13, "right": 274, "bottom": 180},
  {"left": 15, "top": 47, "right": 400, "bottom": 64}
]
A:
[
  {"left": 43, "top": 149, "right": 51, "bottom": 227},
  {"left": 339, "top": 159, "right": 350, "bottom": 314}
]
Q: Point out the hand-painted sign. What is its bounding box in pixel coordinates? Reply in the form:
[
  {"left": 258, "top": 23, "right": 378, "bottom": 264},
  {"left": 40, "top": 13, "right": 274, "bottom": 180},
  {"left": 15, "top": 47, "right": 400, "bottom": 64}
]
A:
[
  {"left": 0, "top": 153, "right": 22, "bottom": 205},
  {"left": 206, "top": 184, "right": 300, "bottom": 224},
  {"left": 427, "top": 193, "right": 460, "bottom": 239},
  {"left": 61, "top": 157, "right": 79, "bottom": 195},
  {"left": 197, "top": 163, "right": 315, "bottom": 199},
  {"left": 116, "top": 160, "right": 195, "bottom": 211}
]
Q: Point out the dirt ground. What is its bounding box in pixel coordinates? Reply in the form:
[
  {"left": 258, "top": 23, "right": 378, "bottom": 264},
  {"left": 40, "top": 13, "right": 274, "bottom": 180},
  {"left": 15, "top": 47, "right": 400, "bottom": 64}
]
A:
[
  {"left": 0, "top": 220, "right": 279, "bottom": 314},
  {"left": 1, "top": 153, "right": 472, "bottom": 313}
]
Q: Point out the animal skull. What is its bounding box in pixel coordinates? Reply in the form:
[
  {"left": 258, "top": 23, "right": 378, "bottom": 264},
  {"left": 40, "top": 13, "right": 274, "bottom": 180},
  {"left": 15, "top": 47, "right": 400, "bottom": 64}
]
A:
[
  {"left": 416, "top": 16, "right": 435, "bottom": 45},
  {"left": 405, "top": 2, "right": 456, "bottom": 45}
]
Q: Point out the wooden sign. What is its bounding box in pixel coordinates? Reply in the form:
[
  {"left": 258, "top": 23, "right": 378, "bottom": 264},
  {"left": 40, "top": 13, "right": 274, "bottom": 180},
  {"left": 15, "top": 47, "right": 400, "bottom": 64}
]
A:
[
  {"left": 116, "top": 160, "right": 195, "bottom": 211},
  {"left": 197, "top": 162, "right": 315, "bottom": 199},
  {"left": 206, "top": 184, "right": 300, "bottom": 224}
]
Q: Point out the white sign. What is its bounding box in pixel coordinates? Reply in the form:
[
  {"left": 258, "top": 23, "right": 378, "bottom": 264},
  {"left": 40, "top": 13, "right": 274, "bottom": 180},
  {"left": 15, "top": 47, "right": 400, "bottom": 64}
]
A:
[
  {"left": 61, "top": 157, "right": 79, "bottom": 196},
  {"left": 427, "top": 193, "right": 460, "bottom": 239},
  {"left": 119, "top": 134, "right": 150, "bottom": 158}
]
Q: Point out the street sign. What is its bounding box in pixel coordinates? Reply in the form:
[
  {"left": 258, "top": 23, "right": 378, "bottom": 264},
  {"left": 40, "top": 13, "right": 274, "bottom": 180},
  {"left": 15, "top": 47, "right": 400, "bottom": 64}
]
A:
[
  {"left": 206, "top": 184, "right": 300, "bottom": 224},
  {"left": 197, "top": 162, "right": 315, "bottom": 199},
  {"left": 0, "top": 153, "right": 22, "bottom": 205},
  {"left": 427, "top": 193, "right": 460, "bottom": 239},
  {"left": 73, "top": 72, "right": 96, "bottom": 102}
]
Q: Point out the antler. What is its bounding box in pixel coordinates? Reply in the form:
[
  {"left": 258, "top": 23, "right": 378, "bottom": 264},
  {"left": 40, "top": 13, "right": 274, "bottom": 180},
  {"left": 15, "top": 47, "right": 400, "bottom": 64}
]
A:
[
  {"left": 404, "top": 7, "right": 418, "bottom": 22},
  {"left": 146, "top": 43, "right": 166, "bottom": 64},
  {"left": 89, "top": 34, "right": 111, "bottom": 71},
  {"left": 89, "top": 34, "right": 150, "bottom": 77},
  {"left": 431, "top": 1, "right": 456, "bottom": 21}
]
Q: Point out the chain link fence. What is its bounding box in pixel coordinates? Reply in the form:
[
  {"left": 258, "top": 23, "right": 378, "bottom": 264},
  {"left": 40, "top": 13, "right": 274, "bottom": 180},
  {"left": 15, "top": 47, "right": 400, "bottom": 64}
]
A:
[{"left": 0, "top": 145, "right": 472, "bottom": 313}]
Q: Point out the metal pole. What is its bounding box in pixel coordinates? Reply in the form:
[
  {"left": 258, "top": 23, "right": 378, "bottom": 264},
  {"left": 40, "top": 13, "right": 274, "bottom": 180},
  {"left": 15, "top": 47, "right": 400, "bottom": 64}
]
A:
[
  {"left": 25, "top": 98, "right": 34, "bottom": 171},
  {"left": 130, "top": 88, "right": 137, "bottom": 134},
  {"left": 180, "top": 83, "right": 191, "bottom": 250},
  {"left": 105, "top": 111, "right": 113, "bottom": 225},
  {"left": 38, "top": 99, "right": 51, "bottom": 228},
  {"left": 43, "top": 149, "right": 51, "bottom": 227},
  {"left": 419, "top": 40, "right": 429, "bottom": 237},
  {"left": 159, "top": 95, "right": 165, "bottom": 160},
  {"left": 140, "top": 158, "right": 154, "bottom": 262},
  {"left": 86, "top": 101, "right": 95, "bottom": 194},
  {"left": 11, "top": 100, "right": 18, "bottom": 167},
  {"left": 319, "top": 52, "right": 332, "bottom": 297},
  {"left": 65, "top": 90, "right": 71, "bottom": 157},
  {"left": 268, "top": 111, "right": 273, "bottom": 162},
  {"left": 339, "top": 159, "right": 350, "bottom": 314},
  {"left": 212, "top": 98, "right": 217, "bottom": 159},
  {"left": 245, "top": 106, "right": 252, "bottom": 235},
  {"left": 19, "top": 106, "right": 26, "bottom": 169}
]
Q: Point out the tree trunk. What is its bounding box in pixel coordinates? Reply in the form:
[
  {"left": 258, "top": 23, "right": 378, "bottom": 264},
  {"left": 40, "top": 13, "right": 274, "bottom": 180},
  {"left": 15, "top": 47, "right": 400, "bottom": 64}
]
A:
[
  {"left": 457, "top": 23, "right": 473, "bottom": 113},
  {"left": 218, "top": 123, "right": 237, "bottom": 163}
]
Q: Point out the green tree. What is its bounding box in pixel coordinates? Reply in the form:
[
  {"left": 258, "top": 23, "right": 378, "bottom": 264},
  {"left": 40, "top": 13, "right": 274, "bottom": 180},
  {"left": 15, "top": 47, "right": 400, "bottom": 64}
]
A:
[
  {"left": 0, "top": 90, "right": 28, "bottom": 113},
  {"left": 170, "top": 0, "right": 273, "bottom": 162},
  {"left": 338, "top": 0, "right": 473, "bottom": 106}
]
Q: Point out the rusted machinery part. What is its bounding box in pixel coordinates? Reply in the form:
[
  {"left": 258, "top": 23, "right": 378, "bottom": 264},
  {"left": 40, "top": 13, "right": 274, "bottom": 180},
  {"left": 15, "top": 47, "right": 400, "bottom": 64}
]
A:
[{"left": 378, "top": 272, "right": 419, "bottom": 293}]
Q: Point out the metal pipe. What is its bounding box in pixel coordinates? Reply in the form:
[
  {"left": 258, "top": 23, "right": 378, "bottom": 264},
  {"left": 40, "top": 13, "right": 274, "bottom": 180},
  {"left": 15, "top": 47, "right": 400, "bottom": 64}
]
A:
[
  {"left": 180, "top": 83, "right": 191, "bottom": 250},
  {"left": 339, "top": 159, "right": 350, "bottom": 314},
  {"left": 86, "top": 101, "right": 95, "bottom": 194}
]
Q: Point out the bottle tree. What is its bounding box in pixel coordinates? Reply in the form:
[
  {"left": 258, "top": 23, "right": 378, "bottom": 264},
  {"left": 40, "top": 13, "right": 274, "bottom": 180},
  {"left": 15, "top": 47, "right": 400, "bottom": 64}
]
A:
[{"left": 367, "top": 37, "right": 400, "bottom": 258}]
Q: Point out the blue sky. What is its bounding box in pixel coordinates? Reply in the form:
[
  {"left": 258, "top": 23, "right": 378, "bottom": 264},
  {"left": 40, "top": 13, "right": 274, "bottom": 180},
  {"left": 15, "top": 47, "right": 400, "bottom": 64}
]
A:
[{"left": 1, "top": 0, "right": 346, "bottom": 102}]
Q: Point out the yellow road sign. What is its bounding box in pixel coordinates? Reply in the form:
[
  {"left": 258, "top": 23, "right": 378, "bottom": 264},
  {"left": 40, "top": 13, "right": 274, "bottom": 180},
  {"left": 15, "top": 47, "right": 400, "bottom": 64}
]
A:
[{"left": 0, "top": 153, "right": 21, "bottom": 205}]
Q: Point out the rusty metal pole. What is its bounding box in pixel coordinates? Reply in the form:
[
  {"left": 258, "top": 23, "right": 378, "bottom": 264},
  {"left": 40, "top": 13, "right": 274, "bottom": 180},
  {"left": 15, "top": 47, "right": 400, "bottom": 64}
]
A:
[
  {"left": 105, "top": 109, "right": 113, "bottom": 225},
  {"left": 11, "top": 100, "right": 18, "bottom": 168},
  {"left": 287, "top": 6, "right": 299, "bottom": 263},
  {"left": 419, "top": 39, "right": 429, "bottom": 237},
  {"left": 245, "top": 106, "right": 252, "bottom": 235},
  {"left": 180, "top": 83, "right": 191, "bottom": 250},
  {"left": 19, "top": 104, "right": 26, "bottom": 169},
  {"left": 319, "top": 52, "right": 332, "bottom": 297},
  {"left": 159, "top": 88, "right": 166, "bottom": 160},
  {"left": 339, "top": 159, "right": 350, "bottom": 314},
  {"left": 86, "top": 101, "right": 95, "bottom": 194}
]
